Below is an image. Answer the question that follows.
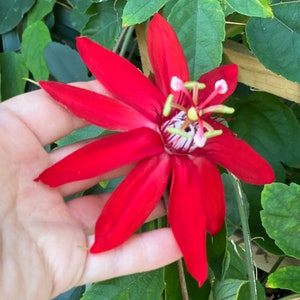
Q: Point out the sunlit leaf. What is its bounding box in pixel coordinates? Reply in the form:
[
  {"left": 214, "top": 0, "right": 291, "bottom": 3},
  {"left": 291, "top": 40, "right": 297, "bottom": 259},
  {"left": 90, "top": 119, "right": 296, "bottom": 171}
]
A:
[
  {"left": 268, "top": 266, "right": 300, "bottom": 293},
  {"left": 0, "top": 52, "right": 28, "bottom": 100},
  {"left": 27, "top": 0, "right": 56, "bottom": 25},
  {"left": 225, "top": 0, "right": 273, "bottom": 17},
  {"left": 21, "top": 21, "right": 51, "bottom": 81}
]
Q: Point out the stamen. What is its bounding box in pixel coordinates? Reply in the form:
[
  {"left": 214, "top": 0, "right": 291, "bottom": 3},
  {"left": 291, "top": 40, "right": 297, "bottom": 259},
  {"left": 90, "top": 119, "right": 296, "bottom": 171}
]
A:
[
  {"left": 167, "top": 127, "right": 193, "bottom": 139},
  {"left": 187, "top": 107, "right": 198, "bottom": 121},
  {"left": 184, "top": 81, "right": 206, "bottom": 106},
  {"left": 200, "top": 79, "right": 229, "bottom": 109},
  {"left": 202, "top": 121, "right": 215, "bottom": 133},
  {"left": 163, "top": 94, "right": 174, "bottom": 117},
  {"left": 183, "top": 81, "right": 206, "bottom": 90},
  {"left": 170, "top": 76, "right": 193, "bottom": 104},
  {"left": 201, "top": 104, "right": 235, "bottom": 115},
  {"left": 204, "top": 129, "right": 223, "bottom": 139},
  {"left": 215, "top": 79, "right": 228, "bottom": 94}
]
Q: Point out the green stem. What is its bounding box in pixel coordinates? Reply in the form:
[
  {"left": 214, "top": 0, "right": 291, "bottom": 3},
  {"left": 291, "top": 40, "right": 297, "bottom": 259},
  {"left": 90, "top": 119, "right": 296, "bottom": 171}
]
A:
[
  {"left": 113, "top": 27, "right": 128, "bottom": 53},
  {"left": 177, "top": 259, "right": 189, "bottom": 300},
  {"left": 119, "top": 26, "right": 135, "bottom": 57},
  {"left": 229, "top": 173, "right": 257, "bottom": 300}
]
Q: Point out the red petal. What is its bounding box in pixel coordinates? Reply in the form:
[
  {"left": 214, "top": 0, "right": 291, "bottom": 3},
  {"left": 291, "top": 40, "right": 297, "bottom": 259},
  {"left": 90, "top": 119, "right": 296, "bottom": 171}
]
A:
[
  {"left": 76, "top": 37, "right": 165, "bottom": 122},
  {"left": 147, "top": 14, "right": 189, "bottom": 96},
  {"left": 203, "top": 123, "right": 275, "bottom": 185},
  {"left": 39, "top": 81, "right": 155, "bottom": 131},
  {"left": 35, "top": 127, "right": 164, "bottom": 187},
  {"left": 197, "top": 64, "right": 238, "bottom": 106},
  {"left": 90, "top": 154, "right": 171, "bottom": 253},
  {"left": 193, "top": 157, "right": 225, "bottom": 235},
  {"left": 168, "top": 156, "right": 208, "bottom": 285}
]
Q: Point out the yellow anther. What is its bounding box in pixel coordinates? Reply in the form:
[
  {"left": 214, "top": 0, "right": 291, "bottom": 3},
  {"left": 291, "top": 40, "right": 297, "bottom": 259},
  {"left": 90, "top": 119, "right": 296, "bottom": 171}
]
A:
[
  {"left": 187, "top": 107, "right": 198, "bottom": 121},
  {"left": 184, "top": 81, "right": 206, "bottom": 90},
  {"left": 167, "top": 127, "right": 192, "bottom": 139},
  {"left": 204, "top": 129, "right": 223, "bottom": 139},
  {"left": 163, "top": 94, "right": 174, "bottom": 117},
  {"left": 202, "top": 104, "right": 235, "bottom": 115}
]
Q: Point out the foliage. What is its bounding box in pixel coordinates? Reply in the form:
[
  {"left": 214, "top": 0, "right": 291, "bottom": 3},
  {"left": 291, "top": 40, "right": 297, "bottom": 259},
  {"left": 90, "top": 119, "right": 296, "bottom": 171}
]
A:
[{"left": 1, "top": 0, "right": 300, "bottom": 299}]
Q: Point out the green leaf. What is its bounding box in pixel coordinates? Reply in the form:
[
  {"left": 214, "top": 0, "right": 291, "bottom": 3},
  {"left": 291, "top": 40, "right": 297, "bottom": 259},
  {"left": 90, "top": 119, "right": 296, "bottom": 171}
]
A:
[
  {"left": 222, "top": 173, "right": 248, "bottom": 236},
  {"left": 225, "top": 0, "right": 273, "bottom": 17},
  {"left": 53, "top": 286, "right": 85, "bottom": 300},
  {"left": 122, "top": 0, "right": 169, "bottom": 26},
  {"left": 27, "top": 0, "right": 56, "bottom": 25},
  {"left": 56, "top": 126, "right": 104, "bottom": 148},
  {"left": 44, "top": 42, "right": 90, "bottom": 82},
  {"left": 164, "top": 261, "right": 211, "bottom": 300},
  {"left": 164, "top": 263, "right": 182, "bottom": 300},
  {"left": 223, "top": 241, "right": 248, "bottom": 280},
  {"left": 219, "top": 0, "right": 235, "bottom": 15},
  {"left": 70, "top": 0, "right": 95, "bottom": 32},
  {"left": 236, "top": 281, "right": 265, "bottom": 300},
  {"left": 261, "top": 183, "right": 300, "bottom": 258},
  {"left": 229, "top": 92, "right": 300, "bottom": 181},
  {"left": 212, "top": 279, "right": 246, "bottom": 300},
  {"left": 228, "top": 92, "right": 300, "bottom": 254},
  {"left": 268, "top": 266, "right": 300, "bottom": 293},
  {"left": 81, "top": 269, "right": 164, "bottom": 300},
  {"left": 21, "top": 21, "right": 51, "bottom": 81},
  {"left": 0, "top": 52, "right": 28, "bottom": 100},
  {"left": 0, "top": 0, "right": 35, "bottom": 34},
  {"left": 246, "top": 1, "right": 300, "bottom": 83},
  {"left": 167, "top": 0, "right": 225, "bottom": 80},
  {"left": 82, "top": 0, "right": 126, "bottom": 50},
  {"left": 207, "top": 225, "right": 227, "bottom": 280}
]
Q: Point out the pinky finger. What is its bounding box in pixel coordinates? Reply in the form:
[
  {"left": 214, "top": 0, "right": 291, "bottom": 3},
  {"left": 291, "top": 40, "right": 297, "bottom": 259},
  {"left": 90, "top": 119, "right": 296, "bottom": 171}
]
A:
[{"left": 79, "top": 228, "right": 181, "bottom": 285}]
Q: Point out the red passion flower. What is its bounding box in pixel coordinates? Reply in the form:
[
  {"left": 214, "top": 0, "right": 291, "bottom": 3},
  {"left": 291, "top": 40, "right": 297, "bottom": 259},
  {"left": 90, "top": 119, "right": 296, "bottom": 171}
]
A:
[{"left": 35, "top": 14, "right": 274, "bottom": 285}]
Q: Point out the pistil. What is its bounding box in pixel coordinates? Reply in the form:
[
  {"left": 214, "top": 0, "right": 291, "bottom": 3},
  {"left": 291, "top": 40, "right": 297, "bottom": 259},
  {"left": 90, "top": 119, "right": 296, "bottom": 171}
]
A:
[{"left": 161, "top": 76, "right": 234, "bottom": 152}]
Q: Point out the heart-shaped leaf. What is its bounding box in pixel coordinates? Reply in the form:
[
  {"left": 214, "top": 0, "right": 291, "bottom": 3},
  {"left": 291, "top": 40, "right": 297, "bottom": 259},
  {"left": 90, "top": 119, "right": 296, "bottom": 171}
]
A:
[
  {"left": 167, "top": 0, "right": 225, "bottom": 80},
  {"left": 246, "top": 0, "right": 300, "bottom": 83},
  {"left": 261, "top": 182, "right": 300, "bottom": 259}
]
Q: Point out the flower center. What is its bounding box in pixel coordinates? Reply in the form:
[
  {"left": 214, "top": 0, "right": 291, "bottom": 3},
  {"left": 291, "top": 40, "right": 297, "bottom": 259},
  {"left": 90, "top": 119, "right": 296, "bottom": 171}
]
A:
[{"left": 160, "top": 76, "right": 234, "bottom": 155}]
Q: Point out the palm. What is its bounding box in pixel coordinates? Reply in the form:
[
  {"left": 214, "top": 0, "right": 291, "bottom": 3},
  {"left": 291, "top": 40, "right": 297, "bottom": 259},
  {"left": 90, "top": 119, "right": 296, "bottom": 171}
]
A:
[
  {"left": 0, "top": 83, "right": 180, "bottom": 299},
  {"left": 0, "top": 101, "right": 88, "bottom": 298}
]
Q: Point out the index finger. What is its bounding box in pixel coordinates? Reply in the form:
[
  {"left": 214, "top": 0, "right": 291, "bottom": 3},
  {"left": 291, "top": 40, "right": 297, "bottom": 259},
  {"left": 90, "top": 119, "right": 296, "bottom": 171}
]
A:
[{"left": 0, "top": 80, "right": 108, "bottom": 146}]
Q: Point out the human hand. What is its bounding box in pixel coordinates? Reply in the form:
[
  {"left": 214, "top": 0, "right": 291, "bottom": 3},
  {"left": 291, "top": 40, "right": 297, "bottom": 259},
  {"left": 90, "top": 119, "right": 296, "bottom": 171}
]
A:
[{"left": 0, "top": 81, "right": 181, "bottom": 299}]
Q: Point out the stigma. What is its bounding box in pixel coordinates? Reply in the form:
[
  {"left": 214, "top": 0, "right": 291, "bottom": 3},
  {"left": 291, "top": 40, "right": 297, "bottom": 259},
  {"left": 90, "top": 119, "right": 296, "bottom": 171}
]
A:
[{"left": 160, "top": 76, "right": 234, "bottom": 153}]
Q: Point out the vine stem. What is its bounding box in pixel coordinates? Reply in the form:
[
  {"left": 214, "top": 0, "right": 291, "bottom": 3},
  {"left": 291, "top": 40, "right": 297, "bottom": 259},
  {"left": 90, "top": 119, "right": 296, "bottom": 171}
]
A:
[
  {"left": 177, "top": 259, "right": 189, "bottom": 300},
  {"left": 229, "top": 173, "right": 257, "bottom": 300}
]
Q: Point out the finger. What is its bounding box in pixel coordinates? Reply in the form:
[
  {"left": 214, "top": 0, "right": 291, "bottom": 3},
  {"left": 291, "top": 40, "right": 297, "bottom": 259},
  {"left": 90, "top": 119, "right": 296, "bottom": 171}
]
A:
[
  {"left": 34, "top": 136, "right": 135, "bottom": 196},
  {"left": 58, "top": 164, "right": 132, "bottom": 197},
  {"left": 79, "top": 228, "right": 181, "bottom": 285},
  {"left": 67, "top": 194, "right": 167, "bottom": 234},
  {"left": 1, "top": 81, "right": 108, "bottom": 146}
]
